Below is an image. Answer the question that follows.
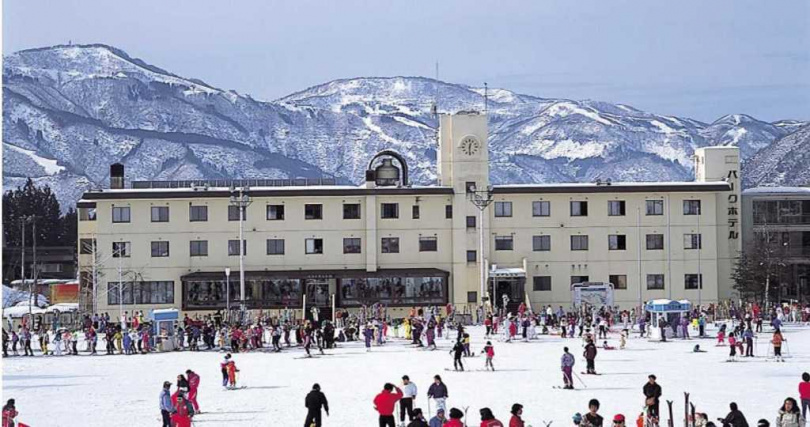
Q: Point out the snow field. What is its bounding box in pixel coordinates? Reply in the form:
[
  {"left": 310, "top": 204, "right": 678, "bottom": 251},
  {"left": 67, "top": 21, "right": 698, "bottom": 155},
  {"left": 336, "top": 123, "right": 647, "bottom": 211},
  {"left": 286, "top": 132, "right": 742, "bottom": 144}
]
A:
[{"left": 3, "top": 323, "right": 809, "bottom": 426}]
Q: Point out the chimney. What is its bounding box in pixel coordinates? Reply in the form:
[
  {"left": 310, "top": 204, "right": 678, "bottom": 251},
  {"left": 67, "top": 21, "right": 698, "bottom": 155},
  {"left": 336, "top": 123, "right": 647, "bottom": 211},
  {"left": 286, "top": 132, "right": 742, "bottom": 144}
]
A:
[{"left": 110, "top": 163, "right": 124, "bottom": 189}]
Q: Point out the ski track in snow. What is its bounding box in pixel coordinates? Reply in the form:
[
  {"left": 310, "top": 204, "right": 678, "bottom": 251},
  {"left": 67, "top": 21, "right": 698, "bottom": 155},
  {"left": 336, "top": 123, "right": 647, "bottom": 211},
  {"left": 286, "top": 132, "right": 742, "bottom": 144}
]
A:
[{"left": 3, "top": 323, "right": 809, "bottom": 426}]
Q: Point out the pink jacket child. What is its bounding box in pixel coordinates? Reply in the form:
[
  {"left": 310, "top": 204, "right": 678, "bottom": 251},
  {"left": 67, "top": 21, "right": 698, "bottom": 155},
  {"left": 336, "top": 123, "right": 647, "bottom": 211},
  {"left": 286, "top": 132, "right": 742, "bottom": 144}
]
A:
[{"left": 717, "top": 330, "right": 726, "bottom": 345}]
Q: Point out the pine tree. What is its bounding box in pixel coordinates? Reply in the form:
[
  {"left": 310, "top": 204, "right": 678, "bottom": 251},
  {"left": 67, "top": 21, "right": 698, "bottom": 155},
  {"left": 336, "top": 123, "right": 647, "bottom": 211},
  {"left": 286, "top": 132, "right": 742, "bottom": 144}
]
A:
[{"left": 2, "top": 179, "right": 67, "bottom": 248}]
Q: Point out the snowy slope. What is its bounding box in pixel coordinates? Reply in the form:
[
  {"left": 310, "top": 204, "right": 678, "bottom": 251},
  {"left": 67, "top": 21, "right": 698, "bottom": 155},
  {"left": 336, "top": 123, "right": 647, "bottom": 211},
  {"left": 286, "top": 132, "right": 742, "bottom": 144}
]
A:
[
  {"left": 3, "top": 323, "right": 809, "bottom": 426},
  {"left": 743, "top": 124, "right": 810, "bottom": 188},
  {"left": 2, "top": 44, "right": 805, "bottom": 209}
]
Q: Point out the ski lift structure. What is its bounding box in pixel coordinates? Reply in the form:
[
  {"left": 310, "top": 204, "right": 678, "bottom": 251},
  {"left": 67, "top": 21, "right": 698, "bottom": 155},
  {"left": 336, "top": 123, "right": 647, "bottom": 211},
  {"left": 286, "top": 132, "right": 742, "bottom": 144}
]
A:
[{"left": 645, "top": 299, "right": 692, "bottom": 341}]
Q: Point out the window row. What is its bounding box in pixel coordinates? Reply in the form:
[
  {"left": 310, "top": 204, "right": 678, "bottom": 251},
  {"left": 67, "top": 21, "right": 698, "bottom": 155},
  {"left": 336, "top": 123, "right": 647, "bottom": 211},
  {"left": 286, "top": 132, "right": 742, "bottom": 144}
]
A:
[
  {"left": 96, "top": 236, "right": 440, "bottom": 258},
  {"left": 107, "top": 203, "right": 454, "bottom": 224},
  {"left": 492, "top": 199, "right": 702, "bottom": 218},
  {"left": 492, "top": 233, "right": 702, "bottom": 251},
  {"left": 107, "top": 281, "right": 175, "bottom": 305},
  {"left": 531, "top": 274, "right": 703, "bottom": 291}
]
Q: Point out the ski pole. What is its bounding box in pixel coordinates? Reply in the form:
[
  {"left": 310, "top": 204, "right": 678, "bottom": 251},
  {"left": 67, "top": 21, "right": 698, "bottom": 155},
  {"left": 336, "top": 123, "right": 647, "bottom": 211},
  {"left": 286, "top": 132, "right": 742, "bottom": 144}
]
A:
[{"left": 573, "top": 371, "right": 588, "bottom": 388}]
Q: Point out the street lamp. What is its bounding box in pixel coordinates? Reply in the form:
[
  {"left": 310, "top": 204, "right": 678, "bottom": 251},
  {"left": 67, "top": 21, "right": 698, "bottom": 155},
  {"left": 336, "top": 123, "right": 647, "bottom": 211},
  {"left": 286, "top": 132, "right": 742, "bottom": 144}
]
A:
[
  {"left": 229, "top": 186, "right": 252, "bottom": 317},
  {"left": 468, "top": 185, "right": 494, "bottom": 307},
  {"left": 225, "top": 267, "right": 231, "bottom": 321}
]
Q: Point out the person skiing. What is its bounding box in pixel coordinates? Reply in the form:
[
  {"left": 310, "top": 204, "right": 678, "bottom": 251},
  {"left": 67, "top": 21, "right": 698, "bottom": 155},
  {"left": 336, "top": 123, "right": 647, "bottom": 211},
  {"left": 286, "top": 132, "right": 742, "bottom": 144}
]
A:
[
  {"left": 775, "top": 398, "right": 805, "bottom": 427},
  {"left": 446, "top": 408, "right": 465, "bottom": 427},
  {"left": 430, "top": 409, "right": 447, "bottom": 427},
  {"left": 226, "top": 356, "right": 240, "bottom": 389},
  {"left": 584, "top": 399, "right": 604, "bottom": 427},
  {"left": 718, "top": 402, "right": 749, "bottom": 427},
  {"left": 186, "top": 369, "right": 200, "bottom": 413},
  {"left": 583, "top": 339, "right": 598, "bottom": 374},
  {"left": 374, "top": 383, "right": 403, "bottom": 427},
  {"left": 408, "top": 408, "right": 429, "bottom": 427},
  {"left": 772, "top": 329, "right": 786, "bottom": 362},
  {"left": 159, "top": 381, "right": 173, "bottom": 427},
  {"left": 728, "top": 333, "right": 738, "bottom": 362},
  {"left": 561, "top": 346, "right": 576, "bottom": 389},
  {"left": 450, "top": 340, "right": 465, "bottom": 371},
  {"left": 304, "top": 383, "right": 329, "bottom": 427},
  {"left": 480, "top": 407, "right": 505, "bottom": 427},
  {"left": 643, "top": 375, "right": 662, "bottom": 424},
  {"left": 427, "top": 375, "right": 448, "bottom": 413},
  {"left": 400, "top": 375, "right": 418, "bottom": 425},
  {"left": 743, "top": 328, "right": 755, "bottom": 357},
  {"left": 799, "top": 372, "right": 810, "bottom": 419},
  {"left": 482, "top": 341, "right": 495, "bottom": 371},
  {"left": 364, "top": 323, "right": 374, "bottom": 352},
  {"left": 509, "top": 403, "right": 525, "bottom": 427},
  {"left": 220, "top": 354, "right": 231, "bottom": 387}
]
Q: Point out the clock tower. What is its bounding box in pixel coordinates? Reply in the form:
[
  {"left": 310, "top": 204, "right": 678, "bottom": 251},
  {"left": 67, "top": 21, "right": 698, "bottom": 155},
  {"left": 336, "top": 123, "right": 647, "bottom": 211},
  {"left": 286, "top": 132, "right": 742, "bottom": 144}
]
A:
[{"left": 437, "top": 112, "right": 490, "bottom": 192}]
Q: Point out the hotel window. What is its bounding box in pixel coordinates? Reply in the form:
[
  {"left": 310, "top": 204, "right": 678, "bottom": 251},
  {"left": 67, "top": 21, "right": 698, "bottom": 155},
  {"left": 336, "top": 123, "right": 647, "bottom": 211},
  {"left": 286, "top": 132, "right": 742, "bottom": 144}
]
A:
[
  {"left": 445, "top": 205, "right": 453, "bottom": 219},
  {"left": 419, "top": 236, "right": 437, "bottom": 252},
  {"left": 609, "top": 234, "right": 627, "bottom": 250},
  {"left": 646, "top": 200, "right": 664, "bottom": 216},
  {"left": 467, "top": 291, "right": 478, "bottom": 303},
  {"left": 647, "top": 274, "right": 665, "bottom": 290},
  {"left": 190, "top": 240, "right": 208, "bottom": 257},
  {"left": 684, "top": 200, "right": 701, "bottom": 215},
  {"left": 112, "top": 206, "right": 130, "bottom": 223},
  {"left": 228, "top": 240, "right": 246, "bottom": 256},
  {"left": 532, "top": 235, "right": 551, "bottom": 251},
  {"left": 381, "top": 203, "right": 399, "bottom": 219},
  {"left": 108, "top": 281, "right": 174, "bottom": 305},
  {"left": 609, "top": 275, "right": 628, "bottom": 290},
  {"left": 684, "top": 233, "right": 702, "bottom": 250},
  {"left": 305, "top": 238, "right": 323, "bottom": 254},
  {"left": 267, "top": 205, "right": 285, "bottom": 220},
  {"left": 152, "top": 241, "right": 169, "bottom": 258},
  {"left": 570, "top": 201, "right": 588, "bottom": 217},
  {"left": 189, "top": 205, "right": 208, "bottom": 222},
  {"left": 532, "top": 201, "right": 550, "bottom": 217},
  {"left": 533, "top": 276, "right": 552, "bottom": 291},
  {"left": 412, "top": 205, "right": 420, "bottom": 219},
  {"left": 79, "top": 208, "right": 97, "bottom": 221},
  {"left": 266, "top": 239, "right": 285, "bottom": 255},
  {"left": 685, "top": 274, "right": 703, "bottom": 290},
  {"left": 151, "top": 206, "right": 169, "bottom": 223},
  {"left": 305, "top": 204, "right": 323, "bottom": 220},
  {"left": 343, "top": 238, "right": 362, "bottom": 254},
  {"left": 467, "top": 250, "right": 477, "bottom": 263},
  {"left": 381, "top": 237, "right": 400, "bottom": 254},
  {"left": 343, "top": 204, "right": 361, "bottom": 220},
  {"left": 495, "top": 236, "right": 514, "bottom": 251},
  {"left": 465, "top": 181, "right": 476, "bottom": 193},
  {"left": 112, "top": 241, "right": 131, "bottom": 258},
  {"left": 466, "top": 216, "right": 476, "bottom": 229},
  {"left": 228, "top": 205, "right": 246, "bottom": 221},
  {"left": 608, "top": 200, "right": 625, "bottom": 216},
  {"left": 571, "top": 235, "right": 589, "bottom": 251},
  {"left": 571, "top": 276, "right": 590, "bottom": 285},
  {"left": 494, "top": 201, "right": 512, "bottom": 217},
  {"left": 646, "top": 234, "right": 664, "bottom": 250},
  {"left": 79, "top": 238, "right": 96, "bottom": 255}
]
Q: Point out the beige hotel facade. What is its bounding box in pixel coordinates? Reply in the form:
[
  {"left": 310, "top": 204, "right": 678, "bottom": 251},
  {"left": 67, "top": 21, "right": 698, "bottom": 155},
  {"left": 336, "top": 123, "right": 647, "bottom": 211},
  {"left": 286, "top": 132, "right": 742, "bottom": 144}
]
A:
[{"left": 77, "top": 113, "right": 742, "bottom": 318}]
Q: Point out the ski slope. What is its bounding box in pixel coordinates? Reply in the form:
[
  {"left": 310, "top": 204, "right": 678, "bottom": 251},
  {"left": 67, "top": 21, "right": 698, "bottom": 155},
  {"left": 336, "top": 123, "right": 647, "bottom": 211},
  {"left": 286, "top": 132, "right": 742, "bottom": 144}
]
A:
[{"left": 3, "top": 323, "right": 808, "bottom": 426}]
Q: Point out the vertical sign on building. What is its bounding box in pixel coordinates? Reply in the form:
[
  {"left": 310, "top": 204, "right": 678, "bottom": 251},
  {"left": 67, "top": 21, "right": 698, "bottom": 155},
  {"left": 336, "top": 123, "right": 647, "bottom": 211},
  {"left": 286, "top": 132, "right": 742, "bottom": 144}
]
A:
[{"left": 727, "top": 169, "right": 739, "bottom": 240}]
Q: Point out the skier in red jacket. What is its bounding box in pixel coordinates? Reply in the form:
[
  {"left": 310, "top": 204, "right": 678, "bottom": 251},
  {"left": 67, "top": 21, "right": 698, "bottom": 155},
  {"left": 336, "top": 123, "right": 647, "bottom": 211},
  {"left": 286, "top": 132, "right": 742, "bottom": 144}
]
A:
[
  {"left": 374, "top": 383, "right": 403, "bottom": 427},
  {"left": 186, "top": 369, "right": 200, "bottom": 413}
]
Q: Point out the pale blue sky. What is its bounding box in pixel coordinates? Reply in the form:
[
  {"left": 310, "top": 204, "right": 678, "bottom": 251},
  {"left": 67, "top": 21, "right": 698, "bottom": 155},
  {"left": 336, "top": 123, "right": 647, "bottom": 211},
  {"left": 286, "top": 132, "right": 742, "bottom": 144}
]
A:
[{"left": 4, "top": 0, "right": 809, "bottom": 122}]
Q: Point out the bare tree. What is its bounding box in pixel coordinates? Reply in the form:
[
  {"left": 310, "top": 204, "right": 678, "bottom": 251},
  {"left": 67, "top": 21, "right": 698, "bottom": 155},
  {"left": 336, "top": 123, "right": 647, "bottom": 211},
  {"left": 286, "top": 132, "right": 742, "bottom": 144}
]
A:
[{"left": 732, "top": 228, "right": 790, "bottom": 307}]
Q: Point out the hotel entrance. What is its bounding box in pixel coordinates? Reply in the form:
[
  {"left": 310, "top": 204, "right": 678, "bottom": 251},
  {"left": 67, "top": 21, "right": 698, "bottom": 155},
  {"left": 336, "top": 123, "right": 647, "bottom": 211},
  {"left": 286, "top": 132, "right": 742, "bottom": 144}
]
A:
[{"left": 488, "top": 268, "right": 525, "bottom": 314}]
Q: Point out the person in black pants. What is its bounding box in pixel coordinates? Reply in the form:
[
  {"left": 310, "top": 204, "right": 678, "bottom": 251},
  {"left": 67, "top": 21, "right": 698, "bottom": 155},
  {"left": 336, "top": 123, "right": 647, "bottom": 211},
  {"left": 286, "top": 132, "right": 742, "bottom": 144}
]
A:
[
  {"left": 304, "top": 383, "right": 329, "bottom": 427},
  {"left": 400, "top": 375, "right": 417, "bottom": 424},
  {"left": 450, "top": 341, "right": 465, "bottom": 371},
  {"left": 643, "top": 375, "right": 662, "bottom": 421}
]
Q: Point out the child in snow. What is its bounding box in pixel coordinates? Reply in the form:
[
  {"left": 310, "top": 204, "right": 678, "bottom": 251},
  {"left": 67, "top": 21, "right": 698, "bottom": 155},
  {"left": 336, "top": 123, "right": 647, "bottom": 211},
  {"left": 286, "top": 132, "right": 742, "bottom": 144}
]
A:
[
  {"left": 227, "top": 358, "right": 239, "bottom": 388},
  {"left": 728, "top": 333, "right": 737, "bottom": 361},
  {"left": 462, "top": 333, "right": 471, "bottom": 356},
  {"left": 482, "top": 341, "right": 495, "bottom": 371},
  {"left": 620, "top": 330, "right": 628, "bottom": 349},
  {"left": 717, "top": 327, "right": 726, "bottom": 346},
  {"left": 602, "top": 341, "right": 616, "bottom": 350},
  {"left": 450, "top": 340, "right": 465, "bottom": 371},
  {"left": 221, "top": 354, "right": 231, "bottom": 387}
]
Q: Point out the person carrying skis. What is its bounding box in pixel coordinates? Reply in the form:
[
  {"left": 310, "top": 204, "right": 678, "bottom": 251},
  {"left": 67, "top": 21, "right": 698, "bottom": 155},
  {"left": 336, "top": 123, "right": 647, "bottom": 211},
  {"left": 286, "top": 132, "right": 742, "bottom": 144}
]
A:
[
  {"left": 186, "top": 369, "right": 200, "bottom": 413},
  {"left": 480, "top": 407, "right": 505, "bottom": 427},
  {"left": 643, "top": 375, "right": 662, "bottom": 424},
  {"left": 427, "top": 375, "right": 448, "bottom": 413},
  {"left": 450, "top": 340, "right": 465, "bottom": 371},
  {"left": 400, "top": 375, "right": 418, "bottom": 425},
  {"left": 304, "top": 383, "right": 329, "bottom": 427},
  {"left": 482, "top": 341, "right": 495, "bottom": 371},
  {"left": 509, "top": 403, "right": 525, "bottom": 427},
  {"left": 583, "top": 339, "right": 598, "bottom": 374},
  {"left": 374, "top": 383, "right": 403, "bottom": 427},
  {"left": 561, "top": 346, "right": 576, "bottom": 389}
]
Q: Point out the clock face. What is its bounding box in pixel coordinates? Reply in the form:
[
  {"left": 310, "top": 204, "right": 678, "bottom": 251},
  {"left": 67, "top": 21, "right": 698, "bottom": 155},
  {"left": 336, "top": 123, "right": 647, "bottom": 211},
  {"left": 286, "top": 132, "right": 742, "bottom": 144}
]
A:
[{"left": 459, "top": 136, "right": 480, "bottom": 156}]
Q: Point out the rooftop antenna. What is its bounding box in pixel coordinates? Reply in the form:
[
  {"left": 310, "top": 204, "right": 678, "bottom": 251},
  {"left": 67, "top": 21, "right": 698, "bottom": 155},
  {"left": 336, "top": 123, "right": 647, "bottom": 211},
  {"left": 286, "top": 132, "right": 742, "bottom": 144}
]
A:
[{"left": 484, "top": 82, "right": 488, "bottom": 114}]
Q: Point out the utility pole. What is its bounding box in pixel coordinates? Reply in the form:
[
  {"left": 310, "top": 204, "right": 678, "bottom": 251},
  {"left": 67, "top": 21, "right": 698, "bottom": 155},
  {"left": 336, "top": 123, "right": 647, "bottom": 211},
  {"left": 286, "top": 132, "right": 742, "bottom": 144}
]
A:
[
  {"left": 468, "top": 186, "right": 494, "bottom": 306},
  {"left": 637, "top": 207, "right": 643, "bottom": 313},
  {"left": 229, "top": 186, "right": 252, "bottom": 318},
  {"left": 30, "top": 217, "right": 37, "bottom": 321}
]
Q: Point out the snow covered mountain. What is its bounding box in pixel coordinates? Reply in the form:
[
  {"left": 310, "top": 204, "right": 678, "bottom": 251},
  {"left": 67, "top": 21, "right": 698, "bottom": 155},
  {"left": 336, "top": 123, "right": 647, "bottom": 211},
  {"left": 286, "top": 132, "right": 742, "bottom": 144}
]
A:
[
  {"left": 3, "top": 44, "right": 806, "bottom": 209},
  {"left": 742, "top": 124, "right": 810, "bottom": 188}
]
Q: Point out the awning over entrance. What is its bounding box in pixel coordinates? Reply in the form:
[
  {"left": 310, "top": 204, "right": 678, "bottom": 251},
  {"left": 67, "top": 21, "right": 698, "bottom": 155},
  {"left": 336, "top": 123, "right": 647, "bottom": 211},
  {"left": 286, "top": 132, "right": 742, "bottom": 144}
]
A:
[{"left": 489, "top": 268, "right": 526, "bottom": 278}]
